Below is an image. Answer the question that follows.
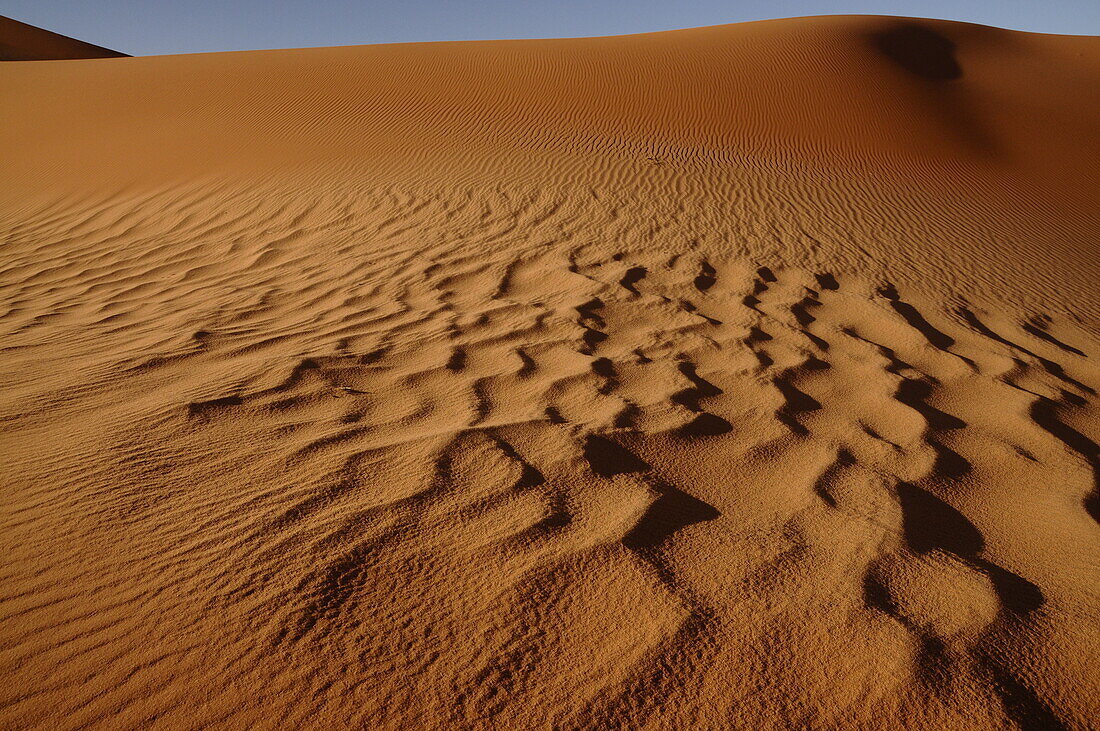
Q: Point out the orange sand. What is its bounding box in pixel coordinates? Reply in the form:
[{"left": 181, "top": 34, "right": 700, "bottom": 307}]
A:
[{"left": 1, "top": 14, "right": 1098, "bottom": 729}]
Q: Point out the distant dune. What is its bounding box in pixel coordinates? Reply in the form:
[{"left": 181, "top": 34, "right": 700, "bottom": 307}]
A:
[
  {"left": 0, "top": 15, "right": 125, "bottom": 61},
  {"left": 1, "top": 15, "right": 1097, "bottom": 730}
]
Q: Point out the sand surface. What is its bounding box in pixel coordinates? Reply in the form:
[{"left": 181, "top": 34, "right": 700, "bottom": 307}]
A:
[
  {"left": 1, "top": 15, "right": 1098, "bottom": 729},
  {"left": 0, "top": 16, "right": 126, "bottom": 61}
]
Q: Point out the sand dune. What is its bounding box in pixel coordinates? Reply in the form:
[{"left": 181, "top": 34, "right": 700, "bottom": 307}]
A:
[
  {"left": 0, "top": 16, "right": 126, "bottom": 61},
  {"left": 1, "top": 15, "right": 1098, "bottom": 730}
]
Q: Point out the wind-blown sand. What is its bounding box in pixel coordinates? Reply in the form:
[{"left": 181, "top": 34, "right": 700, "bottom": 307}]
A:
[{"left": 1, "top": 14, "right": 1098, "bottom": 729}]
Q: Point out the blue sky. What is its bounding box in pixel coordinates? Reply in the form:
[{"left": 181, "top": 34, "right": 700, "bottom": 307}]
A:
[{"left": 7, "top": 0, "right": 1099, "bottom": 56}]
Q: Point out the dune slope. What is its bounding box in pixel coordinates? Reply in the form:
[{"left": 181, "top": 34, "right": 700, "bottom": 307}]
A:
[
  {"left": 0, "top": 16, "right": 126, "bottom": 61},
  {"left": 1, "top": 15, "right": 1098, "bottom": 730}
]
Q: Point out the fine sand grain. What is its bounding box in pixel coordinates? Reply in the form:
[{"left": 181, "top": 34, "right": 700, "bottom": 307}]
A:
[{"left": 1, "top": 15, "right": 1098, "bottom": 730}]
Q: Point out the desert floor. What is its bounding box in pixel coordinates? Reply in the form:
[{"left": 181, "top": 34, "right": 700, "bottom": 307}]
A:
[{"left": 1, "top": 14, "right": 1098, "bottom": 730}]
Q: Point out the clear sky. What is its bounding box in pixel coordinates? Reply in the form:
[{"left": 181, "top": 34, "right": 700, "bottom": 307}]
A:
[{"left": 7, "top": 0, "right": 1099, "bottom": 57}]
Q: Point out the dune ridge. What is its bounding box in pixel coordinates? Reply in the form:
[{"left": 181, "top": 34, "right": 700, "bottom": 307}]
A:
[{"left": 1, "top": 15, "right": 1098, "bottom": 730}]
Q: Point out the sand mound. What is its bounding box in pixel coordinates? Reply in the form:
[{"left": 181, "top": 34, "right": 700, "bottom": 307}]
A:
[
  {"left": 1, "top": 15, "right": 1098, "bottom": 730},
  {"left": 0, "top": 16, "right": 126, "bottom": 61}
]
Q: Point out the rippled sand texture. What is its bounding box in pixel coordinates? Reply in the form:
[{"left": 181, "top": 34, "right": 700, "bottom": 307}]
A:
[{"left": 2, "top": 15, "right": 1099, "bottom": 730}]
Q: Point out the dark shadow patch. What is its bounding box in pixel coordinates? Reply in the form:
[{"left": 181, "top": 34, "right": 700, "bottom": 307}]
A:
[
  {"left": 679, "top": 299, "right": 722, "bottom": 325},
  {"left": 576, "top": 297, "right": 605, "bottom": 326},
  {"left": 862, "top": 570, "right": 949, "bottom": 683},
  {"left": 592, "top": 357, "right": 617, "bottom": 395},
  {"left": 871, "top": 23, "right": 962, "bottom": 81},
  {"left": 358, "top": 347, "right": 387, "bottom": 365},
  {"left": 868, "top": 22, "right": 1003, "bottom": 154},
  {"left": 581, "top": 328, "right": 608, "bottom": 353},
  {"left": 591, "top": 357, "right": 615, "bottom": 378},
  {"left": 545, "top": 407, "right": 567, "bottom": 424},
  {"left": 584, "top": 435, "right": 721, "bottom": 551},
  {"left": 895, "top": 378, "right": 967, "bottom": 430},
  {"left": 1023, "top": 317, "right": 1086, "bottom": 357},
  {"left": 619, "top": 266, "right": 647, "bottom": 295},
  {"left": 515, "top": 348, "right": 536, "bottom": 377},
  {"left": 806, "top": 331, "right": 831, "bottom": 352},
  {"left": 985, "top": 566, "right": 1045, "bottom": 615},
  {"left": 815, "top": 273, "right": 840, "bottom": 291},
  {"left": 492, "top": 437, "right": 546, "bottom": 490},
  {"left": 880, "top": 283, "right": 956, "bottom": 352},
  {"left": 187, "top": 395, "right": 244, "bottom": 418},
  {"left": 979, "top": 653, "right": 1068, "bottom": 731},
  {"left": 286, "top": 541, "right": 375, "bottom": 641},
  {"left": 445, "top": 347, "right": 466, "bottom": 372},
  {"left": 752, "top": 349, "right": 774, "bottom": 369},
  {"left": 931, "top": 443, "right": 972, "bottom": 479},
  {"left": 860, "top": 422, "right": 897, "bottom": 448},
  {"left": 583, "top": 435, "right": 649, "bottom": 477},
  {"left": 893, "top": 375, "right": 972, "bottom": 479},
  {"left": 531, "top": 495, "right": 572, "bottom": 531},
  {"left": 895, "top": 482, "right": 1044, "bottom": 613},
  {"left": 745, "top": 326, "right": 772, "bottom": 345},
  {"left": 694, "top": 261, "right": 717, "bottom": 292},
  {"left": 1061, "top": 389, "right": 1086, "bottom": 408},
  {"left": 517, "top": 464, "right": 547, "bottom": 491},
  {"left": 959, "top": 308, "right": 1095, "bottom": 395},
  {"left": 679, "top": 413, "right": 733, "bottom": 437},
  {"left": 812, "top": 449, "right": 855, "bottom": 508},
  {"left": 791, "top": 296, "right": 819, "bottom": 328},
  {"left": 772, "top": 375, "right": 821, "bottom": 437},
  {"left": 802, "top": 354, "right": 830, "bottom": 371},
  {"left": 1030, "top": 395, "right": 1099, "bottom": 524},
  {"left": 576, "top": 299, "right": 608, "bottom": 354},
  {"left": 774, "top": 377, "right": 822, "bottom": 417},
  {"left": 914, "top": 635, "right": 951, "bottom": 686},
  {"left": 671, "top": 362, "right": 723, "bottom": 412},
  {"left": 896, "top": 481, "right": 982, "bottom": 555},
  {"left": 614, "top": 402, "right": 640, "bottom": 429},
  {"left": 623, "top": 478, "right": 721, "bottom": 552},
  {"left": 777, "top": 413, "right": 808, "bottom": 436},
  {"left": 863, "top": 572, "right": 897, "bottom": 615}
]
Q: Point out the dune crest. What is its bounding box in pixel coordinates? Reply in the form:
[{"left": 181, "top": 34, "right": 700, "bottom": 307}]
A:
[{"left": 1, "top": 15, "right": 1098, "bottom": 730}]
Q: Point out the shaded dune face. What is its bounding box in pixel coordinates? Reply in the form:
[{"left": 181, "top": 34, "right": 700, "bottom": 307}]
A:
[
  {"left": 868, "top": 20, "right": 999, "bottom": 154},
  {"left": 1, "top": 14, "right": 1099, "bottom": 731},
  {"left": 0, "top": 15, "right": 126, "bottom": 61},
  {"left": 871, "top": 23, "right": 963, "bottom": 81}
]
